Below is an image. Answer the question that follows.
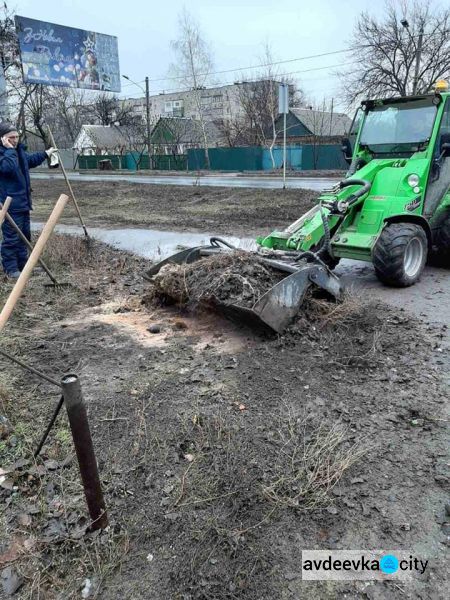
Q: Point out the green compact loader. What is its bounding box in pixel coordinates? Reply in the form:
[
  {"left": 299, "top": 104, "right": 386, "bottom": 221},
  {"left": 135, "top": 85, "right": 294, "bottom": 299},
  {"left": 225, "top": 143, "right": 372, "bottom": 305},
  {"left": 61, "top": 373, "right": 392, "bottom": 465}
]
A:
[{"left": 145, "top": 81, "right": 450, "bottom": 333}]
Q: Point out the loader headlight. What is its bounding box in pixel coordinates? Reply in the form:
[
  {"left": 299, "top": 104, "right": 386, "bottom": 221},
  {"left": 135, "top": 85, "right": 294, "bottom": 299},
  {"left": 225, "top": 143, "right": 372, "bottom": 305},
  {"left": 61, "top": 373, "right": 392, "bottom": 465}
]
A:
[{"left": 407, "top": 174, "right": 420, "bottom": 188}]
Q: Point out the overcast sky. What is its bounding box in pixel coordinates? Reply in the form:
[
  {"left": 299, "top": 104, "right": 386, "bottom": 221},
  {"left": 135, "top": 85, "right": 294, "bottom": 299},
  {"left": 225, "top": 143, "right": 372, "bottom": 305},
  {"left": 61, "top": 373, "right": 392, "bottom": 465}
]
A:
[{"left": 14, "top": 0, "right": 395, "bottom": 111}]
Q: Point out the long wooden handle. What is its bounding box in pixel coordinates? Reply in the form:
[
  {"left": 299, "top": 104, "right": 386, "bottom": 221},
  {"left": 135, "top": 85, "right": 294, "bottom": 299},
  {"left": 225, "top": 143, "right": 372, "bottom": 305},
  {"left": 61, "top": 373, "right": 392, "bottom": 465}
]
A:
[
  {"left": 0, "top": 194, "right": 69, "bottom": 333},
  {"left": 47, "top": 127, "right": 89, "bottom": 237},
  {"left": 0, "top": 196, "right": 12, "bottom": 226},
  {"left": 0, "top": 206, "right": 59, "bottom": 285}
]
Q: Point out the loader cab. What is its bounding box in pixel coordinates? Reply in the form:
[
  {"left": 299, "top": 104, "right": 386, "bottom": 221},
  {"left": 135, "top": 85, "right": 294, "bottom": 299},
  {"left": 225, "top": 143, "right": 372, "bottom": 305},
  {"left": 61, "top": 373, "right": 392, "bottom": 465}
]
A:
[
  {"left": 424, "top": 92, "right": 450, "bottom": 217},
  {"left": 347, "top": 89, "right": 450, "bottom": 218},
  {"left": 342, "top": 108, "right": 363, "bottom": 164},
  {"left": 357, "top": 95, "right": 438, "bottom": 158}
]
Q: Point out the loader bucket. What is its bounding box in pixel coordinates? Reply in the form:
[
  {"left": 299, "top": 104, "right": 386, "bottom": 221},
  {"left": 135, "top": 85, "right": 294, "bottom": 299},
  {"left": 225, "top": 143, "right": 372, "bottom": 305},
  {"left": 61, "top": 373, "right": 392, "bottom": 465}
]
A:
[
  {"left": 143, "top": 243, "right": 342, "bottom": 334},
  {"left": 215, "top": 264, "right": 342, "bottom": 333},
  {"left": 143, "top": 246, "right": 206, "bottom": 280}
]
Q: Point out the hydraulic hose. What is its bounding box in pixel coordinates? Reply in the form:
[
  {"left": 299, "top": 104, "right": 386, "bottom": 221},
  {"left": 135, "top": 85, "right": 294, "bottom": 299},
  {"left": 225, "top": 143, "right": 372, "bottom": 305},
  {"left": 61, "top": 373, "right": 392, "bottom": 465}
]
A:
[
  {"left": 210, "top": 236, "right": 237, "bottom": 249},
  {"left": 317, "top": 201, "right": 331, "bottom": 256},
  {"left": 337, "top": 179, "right": 371, "bottom": 209},
  {"left": 306, "top": 178, "right": 371, "bottom": 264}
]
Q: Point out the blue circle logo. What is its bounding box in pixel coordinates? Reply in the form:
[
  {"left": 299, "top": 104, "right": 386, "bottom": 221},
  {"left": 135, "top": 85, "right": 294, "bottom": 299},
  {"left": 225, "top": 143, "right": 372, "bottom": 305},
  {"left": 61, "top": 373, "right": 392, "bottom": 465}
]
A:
[{"left": 380, "top": 554, "right": 399, "bottom": 574}]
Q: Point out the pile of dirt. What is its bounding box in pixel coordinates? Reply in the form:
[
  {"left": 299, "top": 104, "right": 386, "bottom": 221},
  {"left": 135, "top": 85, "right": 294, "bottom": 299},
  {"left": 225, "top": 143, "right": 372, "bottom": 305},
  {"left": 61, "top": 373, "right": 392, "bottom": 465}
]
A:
[{"left": 151, "top": 251, "right": 285, "bottom": 309}]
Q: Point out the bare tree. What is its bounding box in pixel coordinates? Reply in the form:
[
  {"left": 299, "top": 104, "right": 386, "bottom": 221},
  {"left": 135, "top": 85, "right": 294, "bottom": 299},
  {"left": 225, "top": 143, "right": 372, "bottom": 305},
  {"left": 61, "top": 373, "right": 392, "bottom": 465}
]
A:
[
  {"left": 238, "top": 44, "right": 304, "bottom": 166},
  {"left": 214, "top": 116, "right": 248, "bottom": 147},
  {"left": 338, "top": 0, "right": 450, "bottom": 106},
  {"left": 24, "top": 84, "right": 52, "bottom": 145},
  {"left": 169, "top": 8, "right": 214, "bottom": 169},
  {"left": 119, "top": 118, "right": 148, "bottom": 169},
  {"left": 47, "top": 87, "right": 89, "bottom": 144},
  {"left": 307, "top": 100, "right": 332, "bottom": 169},
  {"left": 91, "top": 93, "right": 134, "bottom": 126},
  {"left": 0, "top": 2, "right": 21, "bottom": 122}
]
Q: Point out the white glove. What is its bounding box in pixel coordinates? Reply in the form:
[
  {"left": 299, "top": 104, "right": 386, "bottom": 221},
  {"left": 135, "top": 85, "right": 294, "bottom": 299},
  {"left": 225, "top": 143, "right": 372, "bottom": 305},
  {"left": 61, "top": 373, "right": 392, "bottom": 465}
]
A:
[{"left": 45, "top": 147, "right": 57, "bottom": 157}]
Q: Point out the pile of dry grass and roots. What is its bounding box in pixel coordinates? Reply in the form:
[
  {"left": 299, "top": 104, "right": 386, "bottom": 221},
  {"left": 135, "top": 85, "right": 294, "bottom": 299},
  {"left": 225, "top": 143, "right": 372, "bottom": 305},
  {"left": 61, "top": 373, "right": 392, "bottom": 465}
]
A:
[
  {"left": 149, "top": 251, "right": 363, "bottom": 328},
  {"left": 151, "top": 251, "right": 284, "bottom": 309}
]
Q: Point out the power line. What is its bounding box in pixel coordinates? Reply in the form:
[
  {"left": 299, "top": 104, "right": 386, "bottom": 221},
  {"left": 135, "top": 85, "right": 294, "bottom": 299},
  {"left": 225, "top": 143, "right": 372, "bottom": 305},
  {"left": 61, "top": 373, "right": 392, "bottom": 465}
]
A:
[
  {"left": 129, "top": 30, "right": 434, "bottom": 87},
  {"left": 120, "top": 59, "right": 363, "bottom": 99},
  {"left": 121, "top": 80, "right": 145, "bottom": 88},
  {"left": 145, "top": 47, "right": 355, "bottom": 84},
  {"left": 120, "top": 28, "right": 440, "bottom": 94}
]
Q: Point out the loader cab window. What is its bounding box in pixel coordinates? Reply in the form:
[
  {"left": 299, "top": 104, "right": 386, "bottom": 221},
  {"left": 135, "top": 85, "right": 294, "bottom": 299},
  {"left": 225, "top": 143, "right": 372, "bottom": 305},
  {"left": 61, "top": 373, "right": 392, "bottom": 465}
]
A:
[
  {"left": 359, "top": 98, "right": 437, "bottom": 155},
  {"left": 348, "top": 108, "right": 362, "bottom": 153},
  {"left": 433, "top": 98, "right": 450, "bottom": 157},
  {"left": 424, "top": 98, "right": 450, "bottom": 217}
]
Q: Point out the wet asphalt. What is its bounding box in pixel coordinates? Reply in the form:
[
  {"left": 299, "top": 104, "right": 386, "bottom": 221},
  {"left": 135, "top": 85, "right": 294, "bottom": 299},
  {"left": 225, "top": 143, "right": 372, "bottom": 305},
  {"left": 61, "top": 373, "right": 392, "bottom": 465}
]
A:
[{"left": 31, "top": 172, "right": 339, "bottom": 191}]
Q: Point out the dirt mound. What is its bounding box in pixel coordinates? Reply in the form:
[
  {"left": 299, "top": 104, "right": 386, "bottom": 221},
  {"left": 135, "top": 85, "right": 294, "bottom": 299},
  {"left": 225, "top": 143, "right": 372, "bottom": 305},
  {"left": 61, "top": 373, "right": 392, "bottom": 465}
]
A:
[{"left": 151, "top": 251, "right": 284, "bottom": 309}]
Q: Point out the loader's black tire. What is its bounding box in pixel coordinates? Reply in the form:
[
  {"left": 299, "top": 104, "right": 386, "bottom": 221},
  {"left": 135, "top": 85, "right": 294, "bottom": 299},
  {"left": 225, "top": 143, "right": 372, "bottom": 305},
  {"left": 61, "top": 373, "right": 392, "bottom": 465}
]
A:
[
  {"left": 430, "top": 213, "right": 450, "bottom": 267},
  {"left": 373, "top": 223, "right": 428, "bottom": 287}
]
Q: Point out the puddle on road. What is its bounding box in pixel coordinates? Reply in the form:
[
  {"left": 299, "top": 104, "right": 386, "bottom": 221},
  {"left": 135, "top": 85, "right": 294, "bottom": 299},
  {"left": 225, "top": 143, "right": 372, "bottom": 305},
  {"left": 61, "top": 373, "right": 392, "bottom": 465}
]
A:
[{"left": 33, "top": 223, "right": 255, "bottom": 260}]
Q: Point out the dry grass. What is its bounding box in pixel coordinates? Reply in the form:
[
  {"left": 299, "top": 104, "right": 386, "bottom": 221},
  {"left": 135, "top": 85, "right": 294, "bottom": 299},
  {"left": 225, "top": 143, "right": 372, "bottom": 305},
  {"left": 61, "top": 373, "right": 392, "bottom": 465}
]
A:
[
  {"left": 0, "top": 234, "right": 142, "bottom": 600},
  {"left": 166, "top": 405, "right": 367, "bottom": 598},
  {"left": 262, "top": 417, "right": 368, "bottom": 510},
  {"left": 288, "top": 291, "right": 387, "bottom": 367},
  {"left": 0, "top": 373, "right": 11, "bottom": 406},
  {"left": 41, "top": 234, "right": 113, "bottom": 272}
]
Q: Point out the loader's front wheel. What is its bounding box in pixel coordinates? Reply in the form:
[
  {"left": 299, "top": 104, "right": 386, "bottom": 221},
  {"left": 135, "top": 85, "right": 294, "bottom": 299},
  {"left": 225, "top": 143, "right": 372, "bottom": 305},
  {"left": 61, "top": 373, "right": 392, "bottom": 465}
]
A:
[
  {"left": 430, "top": 212, "right": 450, "bottom": 267},
  {"left": 373, "top": 223, "right": 428, "bottom": 287}
]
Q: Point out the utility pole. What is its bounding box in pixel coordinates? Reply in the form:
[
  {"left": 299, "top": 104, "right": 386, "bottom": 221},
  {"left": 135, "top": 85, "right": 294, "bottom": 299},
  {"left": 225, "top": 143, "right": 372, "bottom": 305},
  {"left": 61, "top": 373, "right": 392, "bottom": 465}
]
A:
[
  {"left": 329, "top": 98, "right": 334, "bottom": 137},
  {"left": 145, "top": 76, "right": 151, "bottom": 166},
  {"left": 401, "top": 19, "right": 424, "bottom": 95},
  {"left": 279, "top": 83, "right": 289, "bottom": 189},
  {"left": 122, "top": 74, "right": 152, "bottom": 169}
]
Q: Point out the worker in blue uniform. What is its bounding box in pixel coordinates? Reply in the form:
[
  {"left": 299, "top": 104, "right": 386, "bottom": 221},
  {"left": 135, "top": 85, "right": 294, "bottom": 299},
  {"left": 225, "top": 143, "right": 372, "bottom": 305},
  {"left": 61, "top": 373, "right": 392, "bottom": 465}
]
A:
[{"left": 0, "top": 122, "right": 57, "bottom": 278}]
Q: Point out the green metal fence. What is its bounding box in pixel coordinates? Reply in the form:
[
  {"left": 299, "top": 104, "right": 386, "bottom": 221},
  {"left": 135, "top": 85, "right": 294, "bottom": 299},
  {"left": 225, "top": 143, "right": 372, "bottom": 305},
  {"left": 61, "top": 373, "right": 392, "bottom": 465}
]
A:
[
  {"left": 77, "top": 154, "right": 125, "bottom": 170},
  {"left": 76, "top": 146, "right": 346, "bottom": 172},
  {"left": 151, "top": 155, "right": 187, "bottom": 170},
  {"left": 187, "top": 145, "right": 346, "bottom": 171},
  {"left": 188, "top": 147, "right": 263, "bottom": 171},
  {"left": 77, "top": 153, "right": 187, "bottom": 171}
]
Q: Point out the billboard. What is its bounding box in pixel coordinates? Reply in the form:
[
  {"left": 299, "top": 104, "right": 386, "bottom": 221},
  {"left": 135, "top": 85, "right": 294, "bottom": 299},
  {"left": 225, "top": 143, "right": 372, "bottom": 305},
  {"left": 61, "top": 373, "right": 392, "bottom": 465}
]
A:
[{"left": 14, "top": 16, "right": 121, "bottom": 92}]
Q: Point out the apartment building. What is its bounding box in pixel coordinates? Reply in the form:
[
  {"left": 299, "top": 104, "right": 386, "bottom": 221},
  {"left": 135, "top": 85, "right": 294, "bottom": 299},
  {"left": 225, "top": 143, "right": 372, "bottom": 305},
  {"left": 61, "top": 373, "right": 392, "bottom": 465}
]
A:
[{"left": 125, "top": 80, "right": 283, "bottom": 124}]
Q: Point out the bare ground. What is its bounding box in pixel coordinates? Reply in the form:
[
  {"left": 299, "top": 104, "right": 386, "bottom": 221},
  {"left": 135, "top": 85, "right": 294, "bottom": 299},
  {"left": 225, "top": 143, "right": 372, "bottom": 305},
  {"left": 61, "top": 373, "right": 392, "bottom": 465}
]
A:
[
  {"left": 30, "top": 179, "right": 317, "bottom": 236},
  {"left": 0, "top": 235, "right": 448, "bottom": 600}
]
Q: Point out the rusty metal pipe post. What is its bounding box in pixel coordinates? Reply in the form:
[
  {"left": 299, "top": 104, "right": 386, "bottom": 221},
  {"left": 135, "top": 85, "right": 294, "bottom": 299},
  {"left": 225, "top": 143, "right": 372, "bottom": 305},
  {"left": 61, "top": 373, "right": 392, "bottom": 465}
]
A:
[{"left": 61, "top": 374, "right": 108, "bottom": 530}]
